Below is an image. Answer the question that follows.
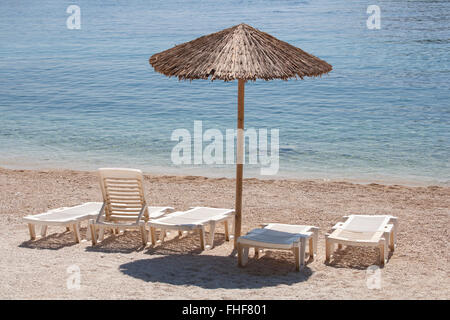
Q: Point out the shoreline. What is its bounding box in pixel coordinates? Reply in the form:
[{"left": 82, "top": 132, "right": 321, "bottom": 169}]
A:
[{"left": 0, "top": 164, "right": 447, "bottom": 188}]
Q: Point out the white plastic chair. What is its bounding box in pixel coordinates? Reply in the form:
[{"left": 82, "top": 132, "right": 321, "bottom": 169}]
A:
[{"left": 89, "top": 168, "right": 173, "bottom": 246}]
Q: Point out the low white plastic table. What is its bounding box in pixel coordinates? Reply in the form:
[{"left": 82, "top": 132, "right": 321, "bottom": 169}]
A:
[{"left": 237, "top": 223, "right": 319, "bottom": 271}]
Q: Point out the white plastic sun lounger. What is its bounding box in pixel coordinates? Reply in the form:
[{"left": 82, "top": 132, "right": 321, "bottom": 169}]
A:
[
  {"left": 237, "top": 223, "right": 319, "bottom": 271},
  {"left": 89, "top": 168, "right": 174, "bottom": 246},
  {"left": 148, "top": 207, "right": 235, "bottom": 250},
  {"left": 325, "top": 215, "right": 398, "bottom": 266},
  {"left": 23, "top": 202, "right": 103, "bottom": 243}
]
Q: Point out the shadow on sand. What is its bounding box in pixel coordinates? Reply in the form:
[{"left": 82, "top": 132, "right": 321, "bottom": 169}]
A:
[
  {"left": 84, "top": 229, "right": 148, "bottom": 254},
  {"left": 19, "top": 229, "right": 80, "bottom": 250},
  {"left": 85, "top": 229, "right": 226, "bottom": 255},
  {"left": 145, "top": 231, "right": 227, "bottom": 255},
  {"left": 325, "top": 246, "right": 391, "bottom": 269},
  {"left": 119, "top": 232, "right": 313, "bottom": 289}
]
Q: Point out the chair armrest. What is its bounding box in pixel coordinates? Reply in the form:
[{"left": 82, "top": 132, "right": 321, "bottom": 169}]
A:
[
  {"left": 95, "top": 202, "right": 106, "bottom": 223},
  {"left": 136, "top": 203, "right": 148, "bottom": 224}
]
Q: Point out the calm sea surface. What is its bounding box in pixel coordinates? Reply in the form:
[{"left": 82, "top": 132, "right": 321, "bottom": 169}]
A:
[{"left": 0, "top": 0, "right": 449, "bottom": 185}]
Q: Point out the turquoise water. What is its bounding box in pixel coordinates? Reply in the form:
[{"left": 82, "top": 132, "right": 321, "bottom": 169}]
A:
[{"left": 0, "top": 0, "right": 449, "bottom": 185}]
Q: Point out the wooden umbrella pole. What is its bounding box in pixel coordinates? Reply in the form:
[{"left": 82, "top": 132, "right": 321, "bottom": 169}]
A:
[{"left": 234, "top": 79, "right": 245, "bottom": 247}]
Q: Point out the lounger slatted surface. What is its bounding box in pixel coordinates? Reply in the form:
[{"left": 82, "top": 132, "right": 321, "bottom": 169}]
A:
[
  {"left": 23, "top": 202, "right": 103, "bottom": 242},
  {"left": 148, "top": 207, "right": 235, "bottom": 250},
  {"left": 325, "top": 215, "right": 398, "bottom": 266},
  {"left": 148, "top": 206, "right": 174, "bottom": 218},
  {"left": 237, "top": 223, "right": 319, "bottom": 271},
  {"left": 340, "top": 215, "right": 391, "bottom": 232},
  {"left": 330, "top": 229, "right": 384, "bottom": 242},
  {"left": 239, "top": 229, "right": 303, "bottom": 247}
]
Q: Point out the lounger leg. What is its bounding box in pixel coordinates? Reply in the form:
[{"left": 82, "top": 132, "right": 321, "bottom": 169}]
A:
[
  {"left": 390, "top": 231, "right": 395, "bottom": 252},
  {"left": 244, "top": 247, "right": 249, "bottom": 264},
  {"left": 238, "top": 245, "right": 249, "bottom": 267},
  {"left": 78, "top": 223, "right": 83, "bottom": 241},
  {"left": 385, "top": 240, "right": 389, "bottom": 262},
  {"left": 325, "top": 234, "right": 332, "bottom": 263},
  {"left": 160, "top": 228, "right": 166, "bottom": 242},
  {"left": 40, "top": 225, "right": 47, "bottom": 238},
  {"left": 28, "top": 224, "right": 36, "bottom": 240},
  {"left": 231, "top": 216, "right": 235, "bottom": 239},
  {"left": 379, "top": 239, "right": 385, "bottom": 266},
  {"left": 85, "top": 222, "right": 91, "bottom": 241},
  {"left": 76, "top": 223, "right": 82, "bottom": 242},
  {"left": 72, "top": 224, "right": 81, "bottom": 243},
  {"left": 383, "top": 231, "right": 389, "bottom": 262},
  {"left": 312, "top": 227, "right": 319, "bottom": 257},
  {"left": 140, "top": 224, "right": 147, "bottom": 246},
  {"left": 391, "top": 217, "right": 398, "bottom": 250},
  {"left": 293, "top": 245, "right": 300, "bottom": 271},
  {"left": 199, "top": 227, "right": 206, "bottom": 250},
  {"left": 254, "top": 247, "right": 260, "bottom": 258},
  {"left": 150, "top": 227, "right": 156, "bottom": 245},
  {"left": 237, "top": 243, "right": 243, "bottom": 267},
  {"left": 224, "top": 220, "right": 230, "bottom": 241},
  {"left": 309, "top": 238, "right": 314, "bottom": 261},
  {"left": 208, "top": 221, "right": 216, "bottom": 248},
  {"left": 98, "top": 227, "right": 105, "bottom": 242},
  {"left": 299, "top": 238, "right": 306, "bottom": 269},
  {"left": 89, "top": 221, "right": 97, "bottom": 245}
]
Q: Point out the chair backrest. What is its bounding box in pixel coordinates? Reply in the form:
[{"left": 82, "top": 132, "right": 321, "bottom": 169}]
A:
[
  {"left": 344, "top": 215, "right": 390, "bottom": 233},
  {"left": 98, "top": 168, "right": 148, "bottom": 223}
]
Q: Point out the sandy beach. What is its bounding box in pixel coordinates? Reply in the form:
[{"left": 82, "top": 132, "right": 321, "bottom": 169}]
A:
[{"left": 0, "top": 167, "right": 448, "bottom": 299}]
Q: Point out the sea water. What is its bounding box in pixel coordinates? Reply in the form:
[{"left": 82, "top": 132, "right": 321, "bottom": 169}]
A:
[{"left": 0, "top": 0, "right": 449, "bottom": 185}]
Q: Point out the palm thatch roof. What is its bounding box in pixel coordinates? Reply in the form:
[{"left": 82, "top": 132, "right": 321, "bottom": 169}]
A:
[{"left": 149, "top": 23, "right": 332, "bottom": 81}]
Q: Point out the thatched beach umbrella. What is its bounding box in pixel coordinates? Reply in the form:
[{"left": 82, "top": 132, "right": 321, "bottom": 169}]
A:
[{"left": 149, "top": 23, "right": 332, "bottom": 246}]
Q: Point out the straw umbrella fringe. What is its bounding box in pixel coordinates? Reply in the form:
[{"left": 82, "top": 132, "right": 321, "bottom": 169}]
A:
[{"left": 149, "top": 23, "right": 332, "bottom": 246}]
